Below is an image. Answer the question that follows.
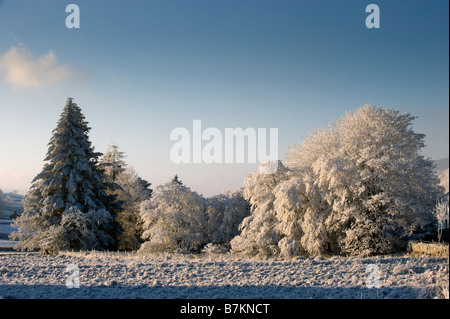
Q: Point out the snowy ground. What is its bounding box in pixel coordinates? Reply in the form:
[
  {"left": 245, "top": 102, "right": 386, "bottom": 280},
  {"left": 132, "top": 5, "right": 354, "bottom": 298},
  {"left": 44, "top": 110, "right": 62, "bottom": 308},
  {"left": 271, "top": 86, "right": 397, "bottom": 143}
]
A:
[{"left": 0, "top": 251, "right": 448, "bottom": 299}]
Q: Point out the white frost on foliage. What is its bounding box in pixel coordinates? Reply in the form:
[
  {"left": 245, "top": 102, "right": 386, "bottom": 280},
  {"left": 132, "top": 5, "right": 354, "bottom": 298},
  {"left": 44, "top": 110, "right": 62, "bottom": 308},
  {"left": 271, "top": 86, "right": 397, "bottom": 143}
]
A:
[
  {"left": 232, "top": 105, "right": 442, "bottom": 258},
  {"left": 10, "top": 98, "right": 115, "bottom": 253},
  {"left": 291, "top": 106, "right": 441, "bottom": 256},
  {"left": 230, "top": 161, "right": 289, "bottom": 257},
  {"left": 205, "top": 190, "right": 250, "bottom": 246},
  {"left": 139, "top": 179, "right": 207, "bottom": 253},
  {"left": 58, "top": 207, "right": 114, "bottom": 251}
]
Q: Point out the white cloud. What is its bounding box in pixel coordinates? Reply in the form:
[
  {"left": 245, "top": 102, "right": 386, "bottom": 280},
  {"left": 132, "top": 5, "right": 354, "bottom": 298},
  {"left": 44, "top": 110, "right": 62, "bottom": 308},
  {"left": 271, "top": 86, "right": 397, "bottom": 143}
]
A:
[{"left": 0, "top": 45, "right": 72, "bottom": 89}]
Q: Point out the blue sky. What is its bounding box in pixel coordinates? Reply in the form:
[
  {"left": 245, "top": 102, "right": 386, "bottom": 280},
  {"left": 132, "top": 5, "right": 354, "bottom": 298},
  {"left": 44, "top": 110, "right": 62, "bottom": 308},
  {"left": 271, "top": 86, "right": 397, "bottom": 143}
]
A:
[{"left": 0, "top": 0, "right": 448, "bottom": 196}]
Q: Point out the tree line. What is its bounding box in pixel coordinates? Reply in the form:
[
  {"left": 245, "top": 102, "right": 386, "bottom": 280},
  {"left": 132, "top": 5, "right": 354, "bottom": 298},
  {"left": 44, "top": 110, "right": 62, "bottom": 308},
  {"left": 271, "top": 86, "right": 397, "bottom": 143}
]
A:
[{"left": 10, "top": 98, "right": 445, "bottom": 256}]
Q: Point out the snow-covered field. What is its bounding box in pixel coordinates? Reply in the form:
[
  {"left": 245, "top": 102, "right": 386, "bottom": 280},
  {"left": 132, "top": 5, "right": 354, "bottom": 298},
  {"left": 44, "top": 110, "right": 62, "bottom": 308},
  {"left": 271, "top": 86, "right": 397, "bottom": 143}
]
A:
[{"left": 0, "top": 251, "right": 448, "bottom": 299}]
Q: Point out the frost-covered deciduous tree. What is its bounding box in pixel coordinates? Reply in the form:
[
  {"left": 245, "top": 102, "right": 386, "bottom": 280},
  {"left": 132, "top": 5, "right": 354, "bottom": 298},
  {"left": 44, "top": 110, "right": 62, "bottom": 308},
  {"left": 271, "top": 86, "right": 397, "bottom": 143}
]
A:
[
  {"left": 205, "top": 189, "right": 250, "bottom": 247},
  {"left": 432, "top": 200, "right": 449, "bottom": 243},
  {"left": 286, "top": 105, "right": 442, "bottom": 256},
  {"left": 273, "top": 176, "right": 308, "bottom": 257},
  {"left": 230, "top": 161, "right": 310, "bottom": 258},
  {"left": 231, "top": 105, "right": 442, "bottom": 257},
  {"left": 139, "top": 177, "right": 207, "bottom": 253},
  {"left": 10, "top": 98, "right": 116, "bottom": 253},
  {"left": 230, "top": 161, "right": 291, "bottom": 257}
]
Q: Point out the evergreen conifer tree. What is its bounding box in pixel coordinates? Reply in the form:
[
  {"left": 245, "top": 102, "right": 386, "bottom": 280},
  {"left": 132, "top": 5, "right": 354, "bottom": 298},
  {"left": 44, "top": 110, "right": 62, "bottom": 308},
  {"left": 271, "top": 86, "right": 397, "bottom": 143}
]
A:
[
  {"left": 100, "top": 144, "right": 152, "bottom": 250},
  {"left": 11, "top": 98, "right": 116, "bottom": 253},
  {"left": 101, "top": 144, "right": 126, "bottom": 183}
]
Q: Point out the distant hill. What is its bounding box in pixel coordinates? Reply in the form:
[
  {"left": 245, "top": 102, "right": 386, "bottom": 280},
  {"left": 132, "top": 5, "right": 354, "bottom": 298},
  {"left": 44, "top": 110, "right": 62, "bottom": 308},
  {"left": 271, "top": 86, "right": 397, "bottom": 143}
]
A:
[
  {"left": 435, "top": 158, "right": 449, "bottom": 172},
  {"left": 3, "top": 192, "right": 24, "bottom": 201},
  {"left": 1, "top": 192, "right": 24, "bottom": 218}
]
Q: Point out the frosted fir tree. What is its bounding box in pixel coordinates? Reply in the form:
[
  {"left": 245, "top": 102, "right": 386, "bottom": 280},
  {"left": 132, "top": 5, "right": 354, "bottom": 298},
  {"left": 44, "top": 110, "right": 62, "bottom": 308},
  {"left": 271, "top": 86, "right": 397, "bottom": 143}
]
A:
[
  {"left": 139, "top": 177, "right": 207, "bottom": 253},
  {"left": 100, "top": 144, "right": 152, "bottom": 250},
  {"left": 172, "top": 174, "right": 183, "bottom": 185},
  {"left": 101, "top": 144, "right": 126, "bottom": 183},
  {"left": 10, "top": 98, "right": 116, "bottom": 253}
]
